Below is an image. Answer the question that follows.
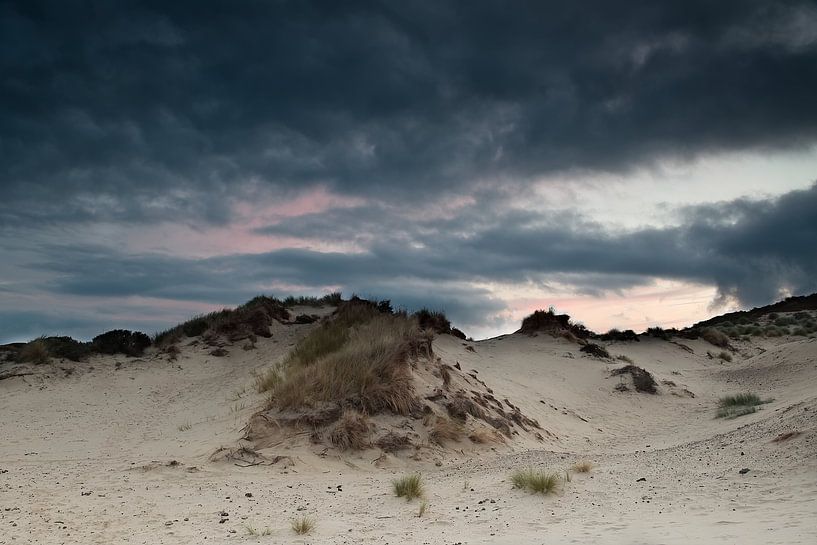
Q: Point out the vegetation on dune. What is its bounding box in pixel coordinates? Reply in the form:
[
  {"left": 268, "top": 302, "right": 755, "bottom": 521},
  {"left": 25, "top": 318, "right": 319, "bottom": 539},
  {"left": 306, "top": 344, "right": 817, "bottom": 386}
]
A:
[
  {"left": 701, "top": 327, "right": 730, "bottom": 348},
  {"left": 393, "top": 474, "right": 424, "bottom": 500},
  {"left": 518, "top": 307, "right": 590, "bottom": 338},
  {"left": 290, "top": 516, "right": 315, "bottom": 535},
  {"left": 18, "top": 338, "right": 50, "bottom": 364},
  {"left": 580, "top": 343, "right": 610, "bottom": 358},
  {"left": 510, "top": 469, "right": 561, "bottom": 494},
  {"left": 92, "top": 329, "right": 151, "bottom": 356},
  {"left": 716, "top": 392, "right": 770, "bottom": 419},
  {"left": 572, "top": 461, "right": 593, "bottom": 473},
  {"left": 611, "top": 365, "right": 658, "bottom": 394},
  {"left": 328, "top": 410, "right": 371, "bottom": 450},
  {"left": 266, "top": 300, "right": 432, "bottom": 416}
]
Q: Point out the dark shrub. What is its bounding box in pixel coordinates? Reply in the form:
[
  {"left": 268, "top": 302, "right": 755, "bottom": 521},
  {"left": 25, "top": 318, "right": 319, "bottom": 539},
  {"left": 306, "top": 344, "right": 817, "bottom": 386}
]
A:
[
  {"left": 414, "top": 309, "right": 452, "bottom": 334},
  {"left": 580, "top": 343, "right": 610, "bottom": 358},
  {"left": 43, "top": 336, "right": 92, "bottom": 362},
  {"left": 92, "top": 330, "right": 152, "bottom": 356},
  {"left": 600, "top": 329, "right": 639, "bottom": 342},
  {"left": 774, "top": 316, "right": 795, "bottom": 327},
  {"left": 611, "top": 365, "right": 658, "bottom": 394},
  {"left": 794, "top": 311, "right": 811, "bottom": 321},
  {"left": 450, "top": 327, "right": 467, "bottom": 340},
  {"left": 294, "top": 314, "right": 319, "bottom": 324},
  {"left": 701, "top": 327, "right": 730, "bottom": 348},
  {"left": 182, "top": 318, "right": 208, "bottom": 337},
  {"left": 518, "top": 308, "right": 591, "bottom": 338},
  {"left": 645, "top": 327, "right": 670, "bottom": 340}
]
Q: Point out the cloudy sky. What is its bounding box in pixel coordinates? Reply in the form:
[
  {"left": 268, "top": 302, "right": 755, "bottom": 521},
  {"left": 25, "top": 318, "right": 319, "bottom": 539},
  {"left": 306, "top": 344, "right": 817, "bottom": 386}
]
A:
[{"left": 2, "top": 1, "right": 817, "bottom": 342}]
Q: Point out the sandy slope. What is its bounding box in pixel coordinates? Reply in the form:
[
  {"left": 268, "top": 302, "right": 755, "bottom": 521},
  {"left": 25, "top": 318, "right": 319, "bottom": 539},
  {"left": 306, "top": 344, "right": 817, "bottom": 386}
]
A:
[{"left": 1, "top": 320, "right": 815, "bottom": 544}]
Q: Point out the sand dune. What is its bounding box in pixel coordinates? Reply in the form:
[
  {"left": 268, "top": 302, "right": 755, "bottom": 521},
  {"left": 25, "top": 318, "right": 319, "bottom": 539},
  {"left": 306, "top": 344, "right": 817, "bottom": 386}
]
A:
[{"left": 1, "top": 306, "right": 816, "bottom": 544}]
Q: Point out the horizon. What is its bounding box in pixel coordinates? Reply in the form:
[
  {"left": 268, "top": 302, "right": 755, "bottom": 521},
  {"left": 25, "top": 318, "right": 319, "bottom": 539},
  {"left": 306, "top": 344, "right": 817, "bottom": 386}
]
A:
[{"left": 2, "top": 1, "right": 817, "bottom": 343}]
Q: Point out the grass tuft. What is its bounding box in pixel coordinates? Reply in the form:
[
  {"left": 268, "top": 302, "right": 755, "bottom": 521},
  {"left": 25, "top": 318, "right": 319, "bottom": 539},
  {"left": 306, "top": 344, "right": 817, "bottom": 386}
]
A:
[
  {"left": 716, "top": 392, "right": 770, "bottom": 419},
  {"left": 510, "top": 469, "right": 561, "bottom": 494},
  {"left": 417, "top": 500, "right": 428, "bottom": 517},
  {"left": 290, "top": 516, "right": 315, "bottom": 535},
  {"left": 572, "top": 461, "right": 593, "bottom": 473},
  {"left": 393, "top": 474, "right": 424, "bottom": 501},
  {"left": 328, "top": 410, "right": 371, "bottom": 450}
]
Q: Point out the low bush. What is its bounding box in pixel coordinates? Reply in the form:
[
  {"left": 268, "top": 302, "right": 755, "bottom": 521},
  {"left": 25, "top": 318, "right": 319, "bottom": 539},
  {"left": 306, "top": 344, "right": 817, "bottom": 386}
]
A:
[
  {"left": 701, "top": 327, "right": 729, "bottom": 348},
  {"left": 580, "top": 343, "right": 610, "bottom": 358},
  {"left": 645, "top": 327, "right": 671, "bottom": 340},
  {"left": 717, "top": 351, "right": 733, "bottom": 362},
  {"left": 572, "top": 461, "right": 593, "bottom": 473},
  {"left": 414, "top": 308, "right": 452, "bottom": 334},
  {"left": 42, "top": 336, "right": 92, "bottom": 361},
  {"left": 601, "top": 329, "right": 639, "bottom": 342},
  {"left": 18, "top": 338, "right": 50, "bottom": 364},
  {"left": 611, "top": 365, "right": 658, "bottom": 394},
  {"left": 92, "top": 330, "right": 151, "bottom": 356}
]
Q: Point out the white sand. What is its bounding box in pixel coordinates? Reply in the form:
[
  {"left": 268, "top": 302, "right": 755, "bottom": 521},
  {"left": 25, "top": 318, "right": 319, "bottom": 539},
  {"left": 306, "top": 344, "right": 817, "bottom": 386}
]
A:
[{"left": 2, "top": 320, "right": 815, "bottom": 544}]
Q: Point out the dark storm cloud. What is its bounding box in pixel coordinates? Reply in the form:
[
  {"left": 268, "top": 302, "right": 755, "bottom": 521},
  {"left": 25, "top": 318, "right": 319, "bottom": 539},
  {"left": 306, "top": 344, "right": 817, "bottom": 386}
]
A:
[
  {"left": 13, "top": 183, "right": 815, "bottom": 338},
  {"left": 3, "top": 0, "right": 817, "bottom": 224}
]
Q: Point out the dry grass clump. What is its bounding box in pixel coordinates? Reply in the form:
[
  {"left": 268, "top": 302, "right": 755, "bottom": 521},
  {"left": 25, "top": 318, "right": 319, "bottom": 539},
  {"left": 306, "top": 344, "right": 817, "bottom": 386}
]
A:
[
  {"left": 572, "top": 461, "right": 593, "bottom": 473},
  {"left": 375, "top": 432, "right": 413, "bottom": 452},
  {"left": 413, "top": 308, "right": 452, "bottom": 334},
  {"left": 271, "top": 313, "right": 428, "bottom": 415},
  {"left": 468, "top": 427, "right": 503, "bottom": 444},
  {"left": 717, "top": 392, "right": 769, "bottom": 419},
  {"left": 510, "top": 469, "right": 561, "bottom": 494},
  {"left": 18, "top": 338, "right": 50, "bottom": 364},
  {"left": 428, "top": 415, "right": 464, "bottom": 445},
  {"left": 393, "top": 474, "right": 424, "bottom": 500},
  {"left": 254, "top": 366, "right": 282, "bottom": 393},
  {"left": 328, "top": 410, "right": 371, "bottom": 450},
  {"left": 417, "top": 500, "right": 429, "bottom": 517},
  {"left": 702, "top": 327, "right": 730, "bottom": 348},
  {"left": 717, "top": 351, "right": 733, "bottom": 362},
  {"left": 291, "top": 516, "right": 315, "bottom": 535}
]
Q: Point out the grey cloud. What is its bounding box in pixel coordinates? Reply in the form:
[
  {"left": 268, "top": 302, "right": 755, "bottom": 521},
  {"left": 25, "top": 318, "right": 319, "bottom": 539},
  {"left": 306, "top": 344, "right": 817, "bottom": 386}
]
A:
[
  {"left": 3, "top": 182, "right": 811, "bottom": 344},
  {"left": 3, "top": 1, "right": 817, "bottom": 225}
]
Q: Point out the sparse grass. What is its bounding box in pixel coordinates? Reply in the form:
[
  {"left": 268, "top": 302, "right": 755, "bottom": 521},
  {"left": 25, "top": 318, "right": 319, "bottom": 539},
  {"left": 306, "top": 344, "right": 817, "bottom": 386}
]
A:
[
  {"left": 291, "top": 516, "right": 315, "bottom": 535},
  {"left": 616, "top": 355, "right": 634, "bottom": 364},
  {"left": 510, "top": 469, "right": 560, "bottom": 495},
  {"left": 716, "top": 393, "right": 770, "bottom": 419},
  {"left": 178, "top": 422, "right": 192, "bottom": 431},
  {"left": 254, "top": 366, "right": 282, "bottom": 393},
  {"left": 610, "top": 365, "right": 658, "bottom": 394},
  {"left": 572, "top": 461, "right": 593, "bottom": 473},
  {"left": 393, "top": 474, "right": 424, "bottom": 501},
  {"left": 717, "top": 351, "right": 733, "bottom": 362},
  {"left": 417, "top": 500, "right": 428, "bottom": 517},
  {"left": 245, "top": 524, "right": 271, "bottom": 536}
]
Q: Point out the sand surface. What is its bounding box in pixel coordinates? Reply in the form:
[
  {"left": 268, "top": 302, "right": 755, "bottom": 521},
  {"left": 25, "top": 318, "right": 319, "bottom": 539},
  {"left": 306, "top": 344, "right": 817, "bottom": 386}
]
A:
[{"left": 2, "top": 318, "right": 816, "bottom": 544}]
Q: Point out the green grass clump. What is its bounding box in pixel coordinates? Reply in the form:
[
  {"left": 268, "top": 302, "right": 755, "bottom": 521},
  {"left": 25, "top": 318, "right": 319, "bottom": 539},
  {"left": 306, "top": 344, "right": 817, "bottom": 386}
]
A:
[
  {"left": 716, "top": 393, "right": 770, "bottom": 419},
  {"left": 393, "top": 474, "right": 424, "bottom": 501},
  {"left": 510, "top": 469, "right": 561, "bottom": 494},
  {"left": 291, "top": 516, "right": 315, "bottom": 535}
]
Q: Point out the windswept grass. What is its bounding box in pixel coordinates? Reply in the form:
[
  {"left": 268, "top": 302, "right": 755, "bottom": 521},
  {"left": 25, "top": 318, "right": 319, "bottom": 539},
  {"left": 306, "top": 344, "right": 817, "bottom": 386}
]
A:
[
  {"left": 418, "top": 500, "right": 429, "bottom": 517},
  {"left": 328, "top": 410, "right": 371, "bottom": 450},
  {"left": 717, "top": 392, "right": 770, "bottom": 419},
  {"left": 510, "top": 469, "right": 561, "bottom": 494},
  {"left": 291, "top": 516, "right": 315, "bottom": 535},
  {"left": 270, "top": 312, "right": 430, "bottom": 414},
  {"left": 393, "top": 474, "right": 424, "bottom": 500}
]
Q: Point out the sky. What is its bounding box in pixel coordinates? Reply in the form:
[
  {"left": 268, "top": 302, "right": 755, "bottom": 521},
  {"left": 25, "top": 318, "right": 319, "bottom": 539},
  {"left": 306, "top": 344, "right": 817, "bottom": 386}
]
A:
[{"left": 2, "top": 0, "right": 817, "bottom": 343}]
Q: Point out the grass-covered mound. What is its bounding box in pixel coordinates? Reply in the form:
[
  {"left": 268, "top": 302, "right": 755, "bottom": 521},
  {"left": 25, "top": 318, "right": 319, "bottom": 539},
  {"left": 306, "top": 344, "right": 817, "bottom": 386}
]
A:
[
  {"left": 247, "top": 298, "right": 543, "bottom": 455},
  {"left": 517, "top": 308, "right": 590, "bottom": 339}
]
